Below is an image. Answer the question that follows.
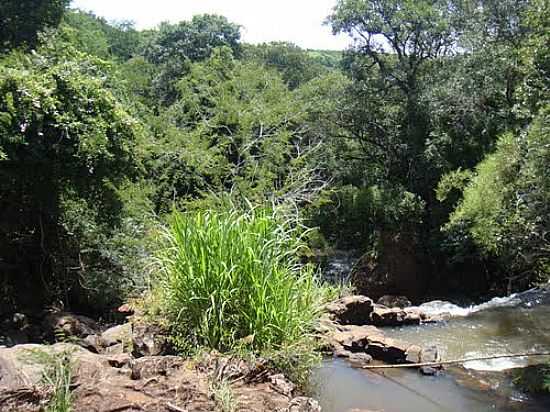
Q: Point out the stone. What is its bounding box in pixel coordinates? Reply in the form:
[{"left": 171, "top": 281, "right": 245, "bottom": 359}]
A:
[
  {"left": 364, "top": 335, "right": 412, "bottom": 364},
  {"left": 105, "top": 343, "right": 124, "bottom": 355},
  {"left": 369, "top": 305, "right": 423, "bottom": 326},
  {"left": 101, "top": 323, "right": 132, "bottom": 347},
  {"left": 350, "top": 232, "right": 429, "bottom": 300},
  {"left": 42, "top": 312, "right": 98, "bottom": 340},
  {"left": 270, "top": 373, "right": 296, "bottom": 397},
  {"left": 330, "top": 325, "right": 383, "bottom": 352},
  {"left": 334, "top": 348, "right": 352, "bottom": 358},
  {"left": 130, "top": 355, "right": 184, "bottom": 380},
  {"left": 421, "top": 345, "right": 440, "bottom": 363},
  {"left": 80, "top": 334, "right": 103, "bottom": 353},
  {"left": 348, "top": 352, "right": 373, "bottom": 366},
  {"left": 106, "top": 353, "right": 133, "bottom": 368},
  {"left": 405, "top": 345, "right": 423, "bottom": 364},
  {"left": 325, "top": 295, "right": 374, "bottom": 325},
  {"left": 377, "top": 295, "right": 412, "bottom": 308},
  {"left": 131, "top": 323, "right": 170, "bottom": 357},
  {"left": 287, "top": 397, "right": 321, "bottom": 412},
  {"left": 0, "top": 343, "right": 313, "bottom": 412}
]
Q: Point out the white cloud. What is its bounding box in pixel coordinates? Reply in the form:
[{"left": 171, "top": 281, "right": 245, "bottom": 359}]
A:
[{"left": 70, "top": 0, "right": 351, "bottom": 50}]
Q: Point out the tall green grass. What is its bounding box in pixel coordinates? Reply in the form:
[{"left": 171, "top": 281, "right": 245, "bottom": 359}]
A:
[{"left": 156, "top": 208, "right": 322, "bottom": 352}]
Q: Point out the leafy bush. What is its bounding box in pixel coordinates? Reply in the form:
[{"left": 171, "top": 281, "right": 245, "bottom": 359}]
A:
[
  {"left": 155, "top": 208, "right": 322, "bottom": 352},
  {"left": 444, "top": 106, "right": 550, "bottom": 283}
]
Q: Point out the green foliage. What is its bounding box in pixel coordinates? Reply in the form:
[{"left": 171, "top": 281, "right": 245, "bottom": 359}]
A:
[
  {"left": 245, "top": 42, "right": 327, "bottom": 89},
  {"left": 514, "top": 365, "right": 550, "bottom": 394},
  {"left": 0, "top": 0, "right": 70, "bottom": 51},
  {"left": 310, "top": 185, "right": 425, "bottom": 250},
  {"left": 0, "top": 41, "right": 145, "bottom": 312},
  {"left": 155, "top": 208, "right": 323, "bottom": 352},
  {"left": 144, "top": 14, "right": 241, "bottom": 104},
  {"left": 147, "top": 47, "right": 316, "bottom": 211},
  {"left": 145, "top": 15, "right": 241, "bottom": 65},
  {"left": 445, "top": 106, "right": 550, "bottom": 281}
]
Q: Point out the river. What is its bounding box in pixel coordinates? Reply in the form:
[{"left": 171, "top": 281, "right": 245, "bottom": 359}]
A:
[{"left": 311, "top": 287, "right": 550, "bottom": 412}]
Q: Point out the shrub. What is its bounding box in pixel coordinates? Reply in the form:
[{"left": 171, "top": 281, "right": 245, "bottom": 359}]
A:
[{"left": 156, "top": 208, "right": 322, "bottom": 352}]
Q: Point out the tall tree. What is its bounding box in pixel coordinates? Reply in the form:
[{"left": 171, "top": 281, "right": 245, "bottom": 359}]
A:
[{"left": 0, "top": 0, "right": 70, "bottom": 51}]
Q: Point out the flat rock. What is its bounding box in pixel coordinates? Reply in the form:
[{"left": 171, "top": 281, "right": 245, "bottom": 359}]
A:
[
  {"left": 101, "top": 323, "right": 132, "bottom": 347},
  {"left": 369, "top": 305, "right": 423, "bottom": 326},
  {"left": 325, "top": 295, "right": 374, "bottom": 325}
]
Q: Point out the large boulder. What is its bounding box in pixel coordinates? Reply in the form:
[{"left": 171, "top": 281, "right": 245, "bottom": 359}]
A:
[
  {"left": 325, "top": 295, "right": 427, "bottom": 327},
  {"left": 42, "top": 312, "right": 98, "bottom": 340},
  {"left": 131, "top": 323, "right": 170, "bottom": 357},
  {"left": 323, "top": 322, "right": 436, "bottom": 365},
  {"left": 369, "top": 305, "right": 424, "bottom": 326},
  {"left": 350, "top": 232, "right": 429, "bottom": 300},
  {"left": 100, "top": 323, "right": 132, "bottom": 348},
  {"left": 324, "top": 295, "right": 374, "bottom": 325}
]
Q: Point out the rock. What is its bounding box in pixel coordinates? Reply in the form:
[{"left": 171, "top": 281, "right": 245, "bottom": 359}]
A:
[
  {"left": 369, "top": 305, "right": 423, "bottom": 326},
  {"left": 377, "top": 295, "right": 412, "bottom": 308},
  {"left": 42, "top": 312, "right": 98, "bottom": 340},
  {"left": 131, "top": 323, "right": 170, "bottom": 357},
  {"left": 420, "top": 366, "right": 439, "bottom": 376},
  {"left": 334, "top": 348, "right": 352, "bottom": 358},
  {"left": 326, "top": 324, "right": 415, "bottom": 364},
  {"left": 424, "top": 312, "right": 452, "bottom": 323},
  {"left": 117, "top": 303, "right": 134, "bottom": 316},
  {"left": 101, "top": 323, "right": 132, "bottom": 347},
  {"left": 348, "top": 352, "right": 373, "bottom": 366},
  {"left": 364, "top": 335, "right": 412, "bottom": 364},
  {"left": 405, "top": 345, "right": 423, "bottom": 364},
  {"left": 420, "top": 345, "right": 440, "bottom": 363},
  {"left": 325, "top": 295, "right": 374, "bottom": 325},
  {"left": 330, "top": 325, "right": 383, "bottom": 352},
  {"left": 106, "top": 353, "right": 132, "bottom": 368},
  {"left": 270, "top": 373, "right": 296, "bottom": 397},
  {"left": 80, "top": 334, "right": 103, "bottom": 353},
  {"left": 350, "top": 232, "right": 429, "bottom": 300},
  {"left": 105, "top": 343, "right": 124, "bottom": 355},
  {"left": 130, "top": 355, "right": 184, "bottom": 380},
  {"left": 419, "top": 345, "right": 441, "bottom": 375},
  {"left": 0, "top": 343, "right": 311, "bottom": 412},
  {"left": 287, "top": 397, "right": 321, "bottom": 412}
]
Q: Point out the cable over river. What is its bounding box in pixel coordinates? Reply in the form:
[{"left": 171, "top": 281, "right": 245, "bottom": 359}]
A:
[{"left": 311, "top": 287, "right": 550, "bottom": 412}]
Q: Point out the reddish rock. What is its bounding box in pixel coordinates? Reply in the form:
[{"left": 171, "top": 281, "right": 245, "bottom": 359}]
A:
[{"left": 325, "top": 295, "right": 374, "bottom": 325}]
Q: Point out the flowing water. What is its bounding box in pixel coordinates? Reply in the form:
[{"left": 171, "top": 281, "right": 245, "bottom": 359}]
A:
[{"left": 311, "top": 286, "right": 550, "bottom": 412}]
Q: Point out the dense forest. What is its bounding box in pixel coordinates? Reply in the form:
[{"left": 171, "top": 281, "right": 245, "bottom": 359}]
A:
[
  {"left": 0, "top": 1, "right": 549, "bottom": 410},
  {"left": 0, "top": 0, "right": 549, "bottom": 371}
]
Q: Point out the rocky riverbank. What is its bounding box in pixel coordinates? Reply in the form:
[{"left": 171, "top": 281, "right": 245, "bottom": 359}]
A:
[
  {"left": 0, "top": 310, "right": 321, "bottom": 412},
  {"left": 318, "top": 295, "right": 441, "bottom": 373},
  {"left": 0, "top": 295, "right": 446, "bottom": 411}
]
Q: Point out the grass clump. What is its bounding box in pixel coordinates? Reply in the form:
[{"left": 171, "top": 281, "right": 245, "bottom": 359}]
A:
[
  {"left": 209, "top": 378, "right": 237, "bottom": 412},
  {"left": 155, "top": 208, "right": 324, "bottom": 354},
  {"left": 25, "top": 349, "right": 73, "bottom": 412}
]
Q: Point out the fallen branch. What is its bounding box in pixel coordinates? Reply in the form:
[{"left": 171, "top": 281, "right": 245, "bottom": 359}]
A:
[{"left": 362, "top": 352, "right": 550, "bottom": 369}]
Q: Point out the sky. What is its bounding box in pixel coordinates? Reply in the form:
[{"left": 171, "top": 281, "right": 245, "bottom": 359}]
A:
[{"left": 70, "top": 0, "right": 351, "bottom": 50}]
